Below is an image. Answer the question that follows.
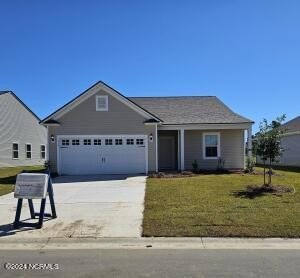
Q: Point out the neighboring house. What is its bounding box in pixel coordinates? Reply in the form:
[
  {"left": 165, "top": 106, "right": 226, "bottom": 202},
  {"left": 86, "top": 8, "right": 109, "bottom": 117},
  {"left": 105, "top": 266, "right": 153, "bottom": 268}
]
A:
[
  {"left": 277, "top": 116, "right": 300, "bottom": 167},
  {"left": 0, "top": 91, "right": 47, "bottom": 168},
  {"left": 41, "top": 81, "right": 253, "bottom": 175}
]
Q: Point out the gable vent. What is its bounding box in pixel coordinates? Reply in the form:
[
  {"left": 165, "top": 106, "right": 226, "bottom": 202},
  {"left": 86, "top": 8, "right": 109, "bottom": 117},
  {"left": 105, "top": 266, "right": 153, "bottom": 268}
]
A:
[{"left": 96, "top": 95, "right": 108, "bottom": 111}]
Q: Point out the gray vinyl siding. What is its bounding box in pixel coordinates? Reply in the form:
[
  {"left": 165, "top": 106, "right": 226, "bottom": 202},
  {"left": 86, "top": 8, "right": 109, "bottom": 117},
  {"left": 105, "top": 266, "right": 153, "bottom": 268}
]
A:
[
  {"left": 185, "top": 129, "right": 245, "bottom": 170},
  {"left": 48, "top": 89, "right": 157, "bottom": 173},
  {"left": 279, "top": 135, "right": 300, "bottom": 166},
  {"left": 257, "top": 134, "right": 300, "bottom": 167},
  {"left": 0, "top": 93, "right": 47, "bottom": 167}
]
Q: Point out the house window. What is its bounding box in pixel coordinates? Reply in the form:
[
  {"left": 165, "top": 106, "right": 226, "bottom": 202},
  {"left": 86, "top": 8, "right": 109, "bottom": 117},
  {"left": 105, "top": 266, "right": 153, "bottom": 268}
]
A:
[
  {"left": 115, "top": 139, "right": 123, "bottom": 145},
  {"left": 72, "top": 139, "right": 80, "bottom": 145},
  {"left": 94, "top": 139, "right": 101, "bottom": 145},
  {"left": 203, "top": 133, "right": 220, "bottom": 159},
  {"left": 83, "top": 139, "right": 91, "bottom": 145},
  {"left": 62, "top": 139, "right": 70, "bottom": 146},
  {"left": 136, "top": 138, "right": 144, "bottom": 145},
  {"left": 105, "top": 139, "right": 113, "bottom": 145},
  {"left": 25, "top": 144, "right": 32, "bottom": 159},
  {"left": 40, "top": 145, "right": 46, "bottom": 159},
  {"left": 96, "top": 95, "right": 108, "bottom": 111},
  {"left": 12, "top": 143, "right": 19, "bottom": 159},
  {"left": 126, "top": 139, "right": 134, "bottom": 145}
]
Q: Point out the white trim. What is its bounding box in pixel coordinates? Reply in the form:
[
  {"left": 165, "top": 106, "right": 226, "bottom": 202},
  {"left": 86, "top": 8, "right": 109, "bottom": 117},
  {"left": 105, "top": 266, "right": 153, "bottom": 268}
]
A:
[
  {"left": 247, "top": 126, "right": 252, "bottom": 158},
  {"left": 155, "top": 124, "right": 158, "bottom": 172},
  {"left": 202, "top": 132, "right": 221, "bottom": 160},
  {"left": 46, "top": 126, "right": 49, "bottom": 161},
  {"left": 56, "top": 136, "right": 60, "bottom": 175},
  {"left": 177, "top": 130, "right": 180, "bottom": 170},
  {"left": 159, "top": 123, "right": 252, "bottom": 130},
  {"left": 180, "top": 129, "right": 185, "bottom": 170},
  {"left": 145, "top": 135, "right": 149, "bottom": 174},
  {"left": 96, "top": 95, "right": 108, "bottom": 111},
  {"left": 43, "top": 82, "right": 161, "bottom": 122},
  {"left": 25, "top": 143, "right": 32, "bottom": 160},
  {"left": 56, "top": 134, "right": 148, "bottom": 175},
  {"left": 12, "top": 142, "right": 19, "bottom": 160}
]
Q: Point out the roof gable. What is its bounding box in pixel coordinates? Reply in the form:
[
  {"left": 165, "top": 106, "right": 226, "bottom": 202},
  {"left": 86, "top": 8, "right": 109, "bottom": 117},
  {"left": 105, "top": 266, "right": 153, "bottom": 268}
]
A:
[
  {"left": 0, "top": 91, "right": 41, "bottom": 121},
  {"left": 41, "top": 81, "right": 161, "bottom": 124},
  {"left": 282, "top": 116, "right": 300, "bottom": 132}
]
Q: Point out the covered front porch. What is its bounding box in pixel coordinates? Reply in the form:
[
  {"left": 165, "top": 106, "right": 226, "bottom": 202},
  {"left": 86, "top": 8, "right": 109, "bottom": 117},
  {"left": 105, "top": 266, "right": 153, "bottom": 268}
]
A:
[{"left": 156, "top": 124, "right": 252, "bottom": 172}]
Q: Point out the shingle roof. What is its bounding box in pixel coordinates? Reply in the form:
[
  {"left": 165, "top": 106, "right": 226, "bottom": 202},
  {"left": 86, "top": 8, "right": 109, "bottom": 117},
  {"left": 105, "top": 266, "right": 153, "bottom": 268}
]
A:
[
  {"left": 129, "top": 96, "right": 253, "bottom": 125},
  {"left": 281, "top": 116, "right": 300, "bottom": 132}
]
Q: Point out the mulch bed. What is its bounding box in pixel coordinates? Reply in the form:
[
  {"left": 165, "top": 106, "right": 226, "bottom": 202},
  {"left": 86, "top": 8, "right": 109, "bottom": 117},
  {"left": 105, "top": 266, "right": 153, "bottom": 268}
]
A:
[{"left": 232, "top": 184, "right": 294, "bottom": 199}]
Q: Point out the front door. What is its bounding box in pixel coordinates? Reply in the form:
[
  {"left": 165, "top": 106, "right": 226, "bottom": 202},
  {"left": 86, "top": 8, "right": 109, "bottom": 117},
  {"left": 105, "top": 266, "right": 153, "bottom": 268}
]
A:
[{"left": 158, "top": 136, "right": 176, "bottom": 170}]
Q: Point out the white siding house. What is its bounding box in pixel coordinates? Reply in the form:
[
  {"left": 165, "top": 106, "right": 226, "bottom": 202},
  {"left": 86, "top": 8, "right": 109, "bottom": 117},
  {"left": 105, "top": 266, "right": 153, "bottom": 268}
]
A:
[{"left": 0, "top": 91, "right": 47, "bottom": 168}]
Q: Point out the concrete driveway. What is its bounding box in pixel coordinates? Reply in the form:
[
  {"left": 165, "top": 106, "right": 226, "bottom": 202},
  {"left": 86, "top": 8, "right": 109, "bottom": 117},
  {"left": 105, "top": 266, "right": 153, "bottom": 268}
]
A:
[{"left": 0, "top": 175, "right": 146, "bottom": 238}]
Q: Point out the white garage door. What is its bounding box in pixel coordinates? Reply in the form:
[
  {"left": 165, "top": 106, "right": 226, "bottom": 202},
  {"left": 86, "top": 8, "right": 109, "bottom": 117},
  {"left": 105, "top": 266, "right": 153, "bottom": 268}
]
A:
[{"left": 58, "top": 135, "right": 147, "bottom": 175}]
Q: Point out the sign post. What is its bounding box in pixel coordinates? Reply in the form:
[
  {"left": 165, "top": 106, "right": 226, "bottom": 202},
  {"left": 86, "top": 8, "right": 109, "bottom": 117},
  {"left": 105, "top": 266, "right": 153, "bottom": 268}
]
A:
[{"left": 13, "top": 172, "right": 57, "bottom": 229}]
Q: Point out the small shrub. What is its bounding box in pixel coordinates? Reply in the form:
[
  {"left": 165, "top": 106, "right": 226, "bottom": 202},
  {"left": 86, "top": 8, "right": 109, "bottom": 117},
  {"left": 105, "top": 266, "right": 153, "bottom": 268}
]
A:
[
  {"left": 192, "top": 160, "right": 198, "bottom": 173},
  {"left": 217, "top": 157, "right": 225, "bottom": 170},
  {"left": 245, "top": 157, "right": 255, "bottom": 173}
]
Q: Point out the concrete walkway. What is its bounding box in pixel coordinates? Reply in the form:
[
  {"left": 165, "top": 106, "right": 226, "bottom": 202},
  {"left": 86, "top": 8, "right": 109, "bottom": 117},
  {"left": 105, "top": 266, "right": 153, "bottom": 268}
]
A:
[
  {"left": 0, "top": 237, "right": 299, "bottom": 250},
  {"left": 0, "top": 175, "right": 146, "bottom": 238}
]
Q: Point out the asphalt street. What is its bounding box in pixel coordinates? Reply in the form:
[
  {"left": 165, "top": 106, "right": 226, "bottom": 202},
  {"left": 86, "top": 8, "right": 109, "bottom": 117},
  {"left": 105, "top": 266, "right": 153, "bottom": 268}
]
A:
[{"left": 0, "top": 249, "right": 299, "bottom": 278}]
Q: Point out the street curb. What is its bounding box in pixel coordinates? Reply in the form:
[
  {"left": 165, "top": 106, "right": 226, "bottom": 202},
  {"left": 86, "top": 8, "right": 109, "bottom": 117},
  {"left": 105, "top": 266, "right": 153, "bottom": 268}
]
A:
[{"left": 0, "top": 237, "right": 299, "bottom": 250}]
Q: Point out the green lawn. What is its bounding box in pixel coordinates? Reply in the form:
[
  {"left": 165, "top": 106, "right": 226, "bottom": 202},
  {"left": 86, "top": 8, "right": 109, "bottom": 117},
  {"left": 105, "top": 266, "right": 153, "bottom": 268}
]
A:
[
  {"left": 0, "top": 166, "right": 45, "bottom": 196},
  {"left": 143, "top": 167, "right": 300, "bottom": 237}
]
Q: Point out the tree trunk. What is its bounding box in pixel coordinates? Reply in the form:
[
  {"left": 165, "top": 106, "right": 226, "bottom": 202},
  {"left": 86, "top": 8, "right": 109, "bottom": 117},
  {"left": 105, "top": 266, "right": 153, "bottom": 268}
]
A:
[
  {"left": 268, "top": 158, "right": 272, "bottom": 186},
  {"left": 263, "top": 160, "right": 266, "bottom": 185}
]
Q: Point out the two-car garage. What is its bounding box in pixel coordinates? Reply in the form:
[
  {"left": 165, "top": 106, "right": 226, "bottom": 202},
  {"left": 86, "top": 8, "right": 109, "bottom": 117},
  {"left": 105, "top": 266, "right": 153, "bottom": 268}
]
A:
[{"left": 57, "top": 135, "right": 147, "bottom": 175}]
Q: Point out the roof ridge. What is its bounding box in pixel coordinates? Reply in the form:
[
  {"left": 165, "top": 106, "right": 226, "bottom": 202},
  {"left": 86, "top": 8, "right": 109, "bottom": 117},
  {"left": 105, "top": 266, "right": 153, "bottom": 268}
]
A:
[{"left": 128, "top": 96, "right": 215, "bottom": 98}]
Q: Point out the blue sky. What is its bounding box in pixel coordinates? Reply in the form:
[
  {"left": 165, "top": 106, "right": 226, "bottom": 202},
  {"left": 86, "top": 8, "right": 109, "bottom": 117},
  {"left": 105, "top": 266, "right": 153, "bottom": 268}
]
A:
[{"left": 1, "top": 0, "right": 299, "bottom": 132}]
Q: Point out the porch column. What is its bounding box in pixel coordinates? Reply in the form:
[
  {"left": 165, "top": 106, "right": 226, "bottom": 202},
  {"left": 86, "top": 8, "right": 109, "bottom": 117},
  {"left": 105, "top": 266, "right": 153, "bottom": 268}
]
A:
[
  {"left": 180, "top": 129, "right": 185, "bottom": 171},
  {"left": 155, "top": 124, "right": 158, "bottom": 172},
  {"left": 247, "top": 126, "right": 252, "bottom": 158}
]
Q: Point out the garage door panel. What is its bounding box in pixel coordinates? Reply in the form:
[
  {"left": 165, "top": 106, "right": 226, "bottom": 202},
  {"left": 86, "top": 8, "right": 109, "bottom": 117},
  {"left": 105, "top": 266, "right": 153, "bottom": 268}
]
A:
[{"left": 58, "top": 136, "right": 147, "bottom": 175}]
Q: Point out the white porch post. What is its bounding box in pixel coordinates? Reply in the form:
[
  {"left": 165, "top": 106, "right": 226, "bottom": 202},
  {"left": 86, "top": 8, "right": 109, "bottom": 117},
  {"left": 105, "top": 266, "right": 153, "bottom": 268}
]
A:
[
  {"left": 247, "top": 126, "right": 252, "bottom": 158},
  {"left": 180, "top": 129, "right": 185, "bottom": 171},
  {"left": 155, "top": 124, "right": 158, "bottom": 172}
]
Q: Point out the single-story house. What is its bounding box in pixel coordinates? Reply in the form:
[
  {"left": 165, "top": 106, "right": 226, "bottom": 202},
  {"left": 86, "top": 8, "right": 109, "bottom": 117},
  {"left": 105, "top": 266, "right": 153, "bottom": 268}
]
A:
[
  {"left": 0, "top": 91, "right": 47, "bottom": 168},
  {"left": 41, "top": 81, "right": 253, "bottom": 175},
  {"left": 277, "top": 116, "right": 300, "bottom": 167}
]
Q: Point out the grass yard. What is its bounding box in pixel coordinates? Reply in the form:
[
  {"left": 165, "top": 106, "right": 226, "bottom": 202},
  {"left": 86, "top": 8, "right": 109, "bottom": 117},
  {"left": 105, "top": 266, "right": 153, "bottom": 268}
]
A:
[
  {"left": 143, "top": 167, "right": 300, "bottom": 237},
  {"left": 0, "top": 166, "right": 45, "bottom": 196}
]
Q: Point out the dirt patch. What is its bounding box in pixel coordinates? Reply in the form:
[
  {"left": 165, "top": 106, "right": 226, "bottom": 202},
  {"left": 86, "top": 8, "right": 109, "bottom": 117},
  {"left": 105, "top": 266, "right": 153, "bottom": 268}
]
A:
[{"left": 233, "top": 184, "right": 294, "bottom": 199}]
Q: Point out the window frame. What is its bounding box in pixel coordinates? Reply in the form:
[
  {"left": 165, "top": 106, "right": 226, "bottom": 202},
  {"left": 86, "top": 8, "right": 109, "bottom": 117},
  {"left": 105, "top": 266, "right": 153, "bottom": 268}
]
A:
[
  {"left": 136, "top": 138, "right": 144, "bottom": 145},
  {"left": 115, "top": 138, "right": 123, "bottom": 145},
  {"left": 72, "top": 139, "right": 80, "bottom": 146},
  {"left": 93, "top": 139, "right": 101, "bottom": 145},
  {"left": 126, "top": 138, "right": 134, "bottom": 145},
  {"left": 202, "top": 132, "right": 221, "bottom": 159},
  {"left": 40, "top": 145, "right": 46, "bottom": 159},
  {"left": 25, "top": 143, "right": 32, "bottom": 160},
  {"left": 12, "top": 142, "right": 19, "bottom": 159},
  {"left": 83, "top": 139, "right": 91, "bottom": 145},
  {"left": 105, "top": 139, "right": 113, "bottom": 145},
  {"left": 96, "top": 95, "right": 108, "bottom": 111},
  {"left": 62, "top": 139, "right": 70, "bottom": 146}
]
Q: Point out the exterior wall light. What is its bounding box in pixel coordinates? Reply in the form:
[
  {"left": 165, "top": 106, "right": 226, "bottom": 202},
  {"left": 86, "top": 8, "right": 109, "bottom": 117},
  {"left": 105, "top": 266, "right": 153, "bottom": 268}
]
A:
[{"left": 149, "top": 133, "right": 154, "bottom": 143}]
